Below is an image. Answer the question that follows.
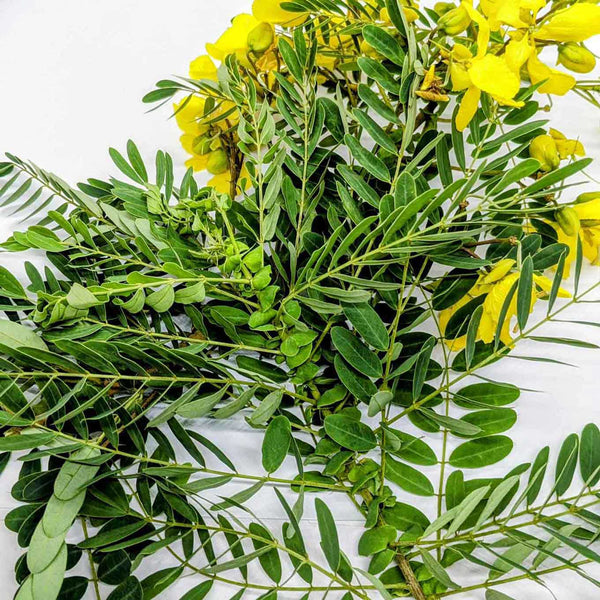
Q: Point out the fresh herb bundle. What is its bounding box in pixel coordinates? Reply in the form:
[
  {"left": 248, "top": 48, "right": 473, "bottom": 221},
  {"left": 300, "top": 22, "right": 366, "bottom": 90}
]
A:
[{"left": 2, "top": 1, "right": 600, "bottom": 599}]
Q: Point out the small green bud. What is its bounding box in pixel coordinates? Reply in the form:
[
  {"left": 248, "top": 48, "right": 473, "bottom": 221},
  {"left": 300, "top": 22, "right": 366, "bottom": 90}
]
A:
[
  {"left": 576, "top": 191, "right": 600, "bottom": 204},
  {"left": 206, "top": 149, "right": 229, "bottom": 175},
  {"left": 434, "top": 1, "right": 456, "bottom": 15},
  {"left": 529, "top": 134, "right": 560, "bottom": 172},
  {"left": 555, "top": 206, "right": 580, "bottom": 236},
  {"left": 558, "top": 43, "right": 596, "bottom": 74},
  {"left": 248, "top": 308, "right": 277, "bottom": 329},
  {"left": 191, "top": 135, "right": 212, "bottom": 155},
  {"left": 247, "top": 22, "right": 275, "bottom": 54},
  {"left": 438, "top": 6, "right": 471, "bottom": 34}
]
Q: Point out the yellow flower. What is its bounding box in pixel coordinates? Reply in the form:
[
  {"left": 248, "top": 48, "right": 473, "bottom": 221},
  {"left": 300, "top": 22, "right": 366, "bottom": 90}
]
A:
[
  {"left": 189, "top": 55, "right": 218, "bottom": 81},
  {"left": 527, "top": 49, "right": 576, "bottom": 95},
  {"left": 536, "top": 4, "right": 600, "bottom": 43},
  {"left": 206, "top": 14, "right": 260, "bottom": 62},
  {"left": 174, "top": 95, "right": 208, "bottom": 136},
  {"left": 554, "top": 198, "right": 600, "bottom": 274},
  {"left": 252, "top": 0, "right": 308, "bottom": 25},
  {"left": 379, "top": 3, "right": 420, "bottom": 24},
  {"left": 480, "top": 0, "right": 544, "bottom": 31},
  {"left": 416, "top": 65, "right": 450, "bottom": 102},
  {"left": 451, "top": 2, "right": 523, "bottom": 131},
  {"left": 440, "top": 259, "right": 570, "bottom": 349},
  {"left": 549, "top": 128, "right": 585, "bottom": 159}
]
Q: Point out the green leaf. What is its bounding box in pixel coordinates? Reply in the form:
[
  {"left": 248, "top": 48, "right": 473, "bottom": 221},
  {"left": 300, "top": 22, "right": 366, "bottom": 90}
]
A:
[
  {"left": 362, "top": 25, "right": 405, "bottom": 65},
  {"left": 0, "top": 319, "right": 48, "bottom": 351},
  {"left": 516, "top": 256, "right": 533, "bottom": 331},
  {"left": 315, "top": 498, "right": 340, "bottom": 571},
  {"left": 358, "top": 526, "right": 397, "bottom": 556},
  {"left": 456, "top": 409, "right": 517, "bottom": 439},
  {"left": 106, "top": 576, "right": 143, "bottom": 600},
  {"left": 449, "top": 436, "right": 513, "bottom": 468},
  {"left": 179, "top": 582, "right": 214, "bottom": 600},
  {"left": 580, "top": 424, "right": 600, "bottom": 486},
  {"left": 389, "top": 430, "right": 437, "bottom": 466},
  {"left": 353, "top": 109, "right": 397, "bottom": 153},
  {"left": 420, "top": 408, "right": 482, "bottom": 436},
  {"left": 334, "top": 354, "right": 378, "bottom": 401},
  {"left": 382, "top": 502, "right": 430, "bottom": 531},
  {"left": 0, "top": 432, "right": 55, "bottom": 451},
  {"left": 145, "top": 285, "right": 175, "bottom": 312},
  {"left": 526, "top": 446, "right": 549, "bottom": 505},
  {"left": 249, "top": 522, "right": 282, "bottom": 583},
  {"left": 420, "top": 549, "right": 459, "bottom": 589},
  {"left": 385, "top": 456, "right": 434, "bottom": 496},
  {"left": 98, "top": 550, "right": 131, "bottom": 585},
  {"left": 524, "top": 158, "right": 592, "bottom": 196},
  {"left": 262, "top": 416, "right": 291, "bottom": 473},
  {"left": 249, "top": 390, "right": 284, "bottom": 425},
  {"left": 331, "top": 327, "right": 382, "bottom": 378},
  {"left": 141, "top": 567, "right": 183, "bottom": 599},
  {"left": 485, "top": 589, "right": 517, "bottom": 600},
  {"left": 323, "top": 414, "right": 377, "bottom": 452},
  {"left": 357, "top": 57, "right": 399, "bottom": 95},
  {"left": 368, "top": 391, "right": 394, "bottom": 417},
  {"left": 344, "top": 134, "right": 390, "bottom": 182},
  {"left": 453, "top": 383, "right": 520, "bottom": 408},
  {"left": 0, "top": 266, "right": 27, "bottom": 298},
  {"left": 176, "top": 386, "right": 228, "bottom": 419},
  {"left": 555, "top": 433, "right": 579, "bottom": 496}
]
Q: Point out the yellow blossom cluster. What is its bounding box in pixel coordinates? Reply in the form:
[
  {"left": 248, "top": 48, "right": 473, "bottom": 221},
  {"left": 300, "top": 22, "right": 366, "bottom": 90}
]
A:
[
  {"left": 440, "top": 0, "right": 600, "bottom": 130},
  {"left": 440, "top": 259, "right": 570, "bottom": 350}
]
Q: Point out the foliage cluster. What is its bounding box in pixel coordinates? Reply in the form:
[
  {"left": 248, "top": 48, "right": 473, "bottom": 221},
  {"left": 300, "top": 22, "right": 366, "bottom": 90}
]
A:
[{"left": 2, "top": 0, "right": 600, "bottom": 599}]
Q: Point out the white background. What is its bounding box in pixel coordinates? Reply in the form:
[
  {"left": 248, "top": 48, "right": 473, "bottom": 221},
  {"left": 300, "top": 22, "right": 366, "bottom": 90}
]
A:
[{"left": 1, "top": 1, "right": 600, "bottom": 599}]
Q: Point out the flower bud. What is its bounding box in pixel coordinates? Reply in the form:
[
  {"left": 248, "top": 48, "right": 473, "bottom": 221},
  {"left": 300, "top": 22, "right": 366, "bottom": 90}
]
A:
[
  {"left": 576, "top": 192, "right": 600, "bottom": 204},
  {"left": 438, "top": 6, "right": 471, "bottom": 34},
  {"left": 247, "top": 23, "right": 275, "bottom": 54},
  {"left": 557, "top": 43, "right": 596, "bottom": 74},
  {"left": 529, "top": 135, "right": 560, "bottom": 172},
  {"left": 555, "top": 207, "right": 581, "bottom": 236},
  {"left": 192, "top": 135, "right": 212, "bottom": 156},
  {"left": 434, "top": 2, "right": 456, "bottom": 15},
  {"left": 206, "top": 150, "right": 229, "bottom": 175}
]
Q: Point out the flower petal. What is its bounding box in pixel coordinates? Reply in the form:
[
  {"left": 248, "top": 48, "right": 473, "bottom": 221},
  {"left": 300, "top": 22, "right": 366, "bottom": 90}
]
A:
[
  {"left": 189, "top": 55, "right": 218, "bottom": 80},
  {"left": 455, "top": 86, "right": 481, "bottom": 131},
  {"left": 527, "top": 52, "right": 575, "bottom": 95},
  {"left": 469, "top": 54, "right": 521, "bottom": 99},
  {"left": 536, "top": 4, "right": 600, "bottom": 42},
  {"left": 252, "top": 0, "right": 307, "bottom": 25}
]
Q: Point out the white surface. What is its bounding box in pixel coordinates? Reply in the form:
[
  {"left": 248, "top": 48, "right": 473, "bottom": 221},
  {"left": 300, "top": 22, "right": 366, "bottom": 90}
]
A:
[{"left": 1, "top": 1, "right": 600, "bottom": 599}]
